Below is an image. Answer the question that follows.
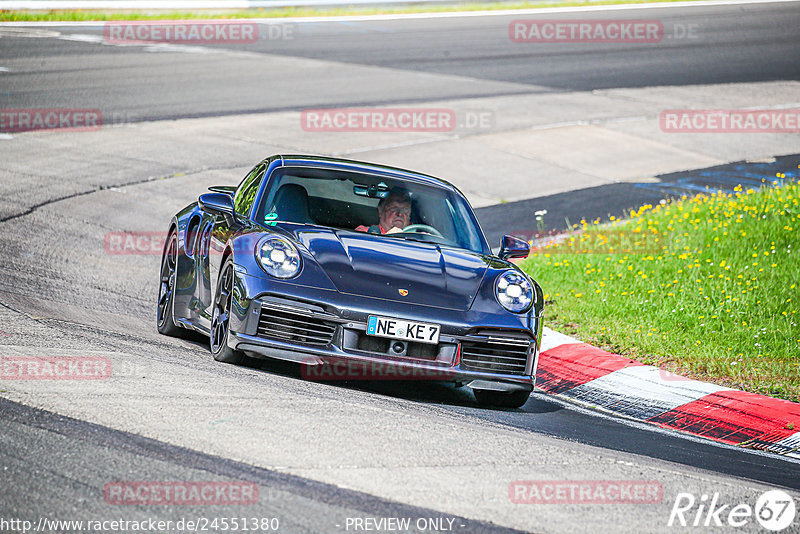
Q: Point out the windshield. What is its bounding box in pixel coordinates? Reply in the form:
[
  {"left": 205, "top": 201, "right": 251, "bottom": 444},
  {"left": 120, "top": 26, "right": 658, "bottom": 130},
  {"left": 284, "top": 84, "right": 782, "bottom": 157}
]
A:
[{"left": 254, "top": 167, "right": 489, "bottom": 255}]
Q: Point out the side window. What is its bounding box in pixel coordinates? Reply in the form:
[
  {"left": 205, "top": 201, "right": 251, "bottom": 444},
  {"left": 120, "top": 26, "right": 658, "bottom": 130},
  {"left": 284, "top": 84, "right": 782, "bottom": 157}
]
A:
[{"left": 233, "top": 164, "right": 266, "bottom": 217}]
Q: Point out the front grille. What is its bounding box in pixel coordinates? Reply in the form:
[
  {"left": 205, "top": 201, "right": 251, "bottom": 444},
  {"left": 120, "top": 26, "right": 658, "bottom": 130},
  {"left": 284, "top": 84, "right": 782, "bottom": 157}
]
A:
[
  {"left": 258, "top": 305, "right": 337, "bottom": 346},
  {"left": 460, "top": 337, "right": 531, "bottom": 375}
]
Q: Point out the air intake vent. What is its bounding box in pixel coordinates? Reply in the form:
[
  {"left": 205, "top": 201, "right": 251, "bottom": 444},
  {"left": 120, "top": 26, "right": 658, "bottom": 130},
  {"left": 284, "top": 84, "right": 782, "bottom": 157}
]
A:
[
  {"left": 460, "top": 337, "right": 530, "bottom": 375},
  {"left": 258, "top": 305, "right": 337, "bottom": 346}
]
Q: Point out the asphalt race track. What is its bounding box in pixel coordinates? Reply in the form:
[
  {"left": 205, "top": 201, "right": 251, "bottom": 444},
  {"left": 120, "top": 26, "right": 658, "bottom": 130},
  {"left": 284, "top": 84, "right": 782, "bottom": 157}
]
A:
[
  {"left": 1, "top": 1, "right": 800, "bottom": 532},
  {"left": 2, "top": 1, "right": 800, "bottom": 120}
]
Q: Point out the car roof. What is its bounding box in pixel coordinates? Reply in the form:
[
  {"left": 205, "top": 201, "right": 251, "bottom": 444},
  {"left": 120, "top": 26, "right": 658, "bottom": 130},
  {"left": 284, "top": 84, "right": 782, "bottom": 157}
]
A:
[{"left": 273, "top": 155, "right": 461, "bottom": 193}]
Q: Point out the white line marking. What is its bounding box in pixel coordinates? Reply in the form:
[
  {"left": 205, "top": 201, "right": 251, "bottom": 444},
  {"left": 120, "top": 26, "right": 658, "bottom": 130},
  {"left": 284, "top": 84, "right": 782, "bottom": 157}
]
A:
[
  {"left": 0, "top": 0, "right": 797, "bottom": 26},
  {"left": 535, "top": 390, "right": 800, "bottom": 464},
  {"left": 774, "top": 432, "right": 800, "bottom": 458},
  {"left": 540, "top": 326, "right": 581, "bottom": 352},
  {"left": 57, "top": 33, "right": 103, "bottom": 42},
  {"left": 53, "top": 31, "right": 258, "bottom": 55},
  {"left": 563, "top": 365, "right": 732, "bottom": 419}
]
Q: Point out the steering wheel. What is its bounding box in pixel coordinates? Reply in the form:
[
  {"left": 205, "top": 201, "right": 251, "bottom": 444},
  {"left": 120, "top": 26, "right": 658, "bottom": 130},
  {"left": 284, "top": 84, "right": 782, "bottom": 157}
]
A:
[{"left": 402, "top": 224, "right": 444, "bottom": 238}]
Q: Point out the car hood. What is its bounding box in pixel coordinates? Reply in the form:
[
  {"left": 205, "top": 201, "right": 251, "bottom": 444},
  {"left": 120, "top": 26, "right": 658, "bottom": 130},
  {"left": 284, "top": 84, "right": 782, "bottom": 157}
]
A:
[{"left": 289, "top": 227, "right": 490, "bottom": 311}]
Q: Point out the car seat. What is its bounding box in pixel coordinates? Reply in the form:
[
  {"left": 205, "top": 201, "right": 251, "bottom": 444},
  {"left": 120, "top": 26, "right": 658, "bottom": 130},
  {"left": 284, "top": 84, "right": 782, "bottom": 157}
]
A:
[{"left": 271, "top": 183, "right": 313, "bottom": 224}]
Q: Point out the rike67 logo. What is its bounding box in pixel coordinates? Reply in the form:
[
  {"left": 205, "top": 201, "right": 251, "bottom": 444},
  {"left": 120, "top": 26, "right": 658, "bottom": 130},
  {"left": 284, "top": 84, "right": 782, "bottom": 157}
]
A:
[{"left": 668, "top": 489, "right": 796, "bottom": 531}]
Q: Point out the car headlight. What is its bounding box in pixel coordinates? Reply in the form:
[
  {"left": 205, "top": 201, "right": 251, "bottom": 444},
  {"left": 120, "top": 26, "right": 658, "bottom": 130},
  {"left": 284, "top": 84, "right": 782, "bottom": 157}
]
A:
[
  {"left": 495, "top": 270, "right": 533, "bottom": 313},
  {"left": 256, "top": 236, "right": 302, "bottom": 278}
]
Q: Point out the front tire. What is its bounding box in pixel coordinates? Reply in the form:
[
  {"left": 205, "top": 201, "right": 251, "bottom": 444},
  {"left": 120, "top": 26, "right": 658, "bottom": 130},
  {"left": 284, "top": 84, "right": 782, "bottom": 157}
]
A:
[
  {"left": 474, "top": 389, "right": 531, "bottom": 409},
  {"left": 157, "top": 230, "right": 184, "bottom": 337},
  {"left": 210, "top": 258, "right": 245, "bottom": 365}
]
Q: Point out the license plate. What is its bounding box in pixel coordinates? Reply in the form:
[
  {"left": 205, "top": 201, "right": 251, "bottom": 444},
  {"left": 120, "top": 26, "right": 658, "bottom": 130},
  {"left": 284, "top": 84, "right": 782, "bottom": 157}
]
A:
[{"left": 367, "top": 316, "right": 440, "bottom": 345}]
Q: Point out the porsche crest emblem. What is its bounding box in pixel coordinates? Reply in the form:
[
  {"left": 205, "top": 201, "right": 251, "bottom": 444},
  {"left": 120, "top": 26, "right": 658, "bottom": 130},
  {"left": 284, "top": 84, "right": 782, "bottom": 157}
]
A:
[{"left": 398, "top": 289, "right": 409, "bottom": 296}]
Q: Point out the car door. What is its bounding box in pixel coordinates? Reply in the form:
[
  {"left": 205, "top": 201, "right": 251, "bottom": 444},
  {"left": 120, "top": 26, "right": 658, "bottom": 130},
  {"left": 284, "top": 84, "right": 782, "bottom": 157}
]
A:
[
  {"left": 202, "top": 163, "right": 267, "bottom": 327},
  {"left": 191, "top": 218, "right": 216, "bottom": 330}
]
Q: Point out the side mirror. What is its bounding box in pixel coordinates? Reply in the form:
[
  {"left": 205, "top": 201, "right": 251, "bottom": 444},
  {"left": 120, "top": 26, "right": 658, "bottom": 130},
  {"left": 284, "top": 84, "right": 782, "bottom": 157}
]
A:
[
  {"left": 198, "top": 192, "right": 235, "bottom": 216},
  {"left": 499, "top": 234, "right": 529, "bottom": 260}
]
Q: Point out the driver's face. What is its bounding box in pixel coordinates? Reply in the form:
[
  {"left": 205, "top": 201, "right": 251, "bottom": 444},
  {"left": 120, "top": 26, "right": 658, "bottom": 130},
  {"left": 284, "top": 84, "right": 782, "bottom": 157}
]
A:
[{"left": 379, "top": 200, "right": 411, "bottom": 231}]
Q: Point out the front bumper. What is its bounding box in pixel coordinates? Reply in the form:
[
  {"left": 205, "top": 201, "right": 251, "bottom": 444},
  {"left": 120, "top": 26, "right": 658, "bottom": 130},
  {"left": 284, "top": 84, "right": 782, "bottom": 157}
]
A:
[
  {"left": 228, "top": 285, "right": 539, "bottom": 393},
  {"left": 231, "top": 332, "right": 535, "bottom": 392}
]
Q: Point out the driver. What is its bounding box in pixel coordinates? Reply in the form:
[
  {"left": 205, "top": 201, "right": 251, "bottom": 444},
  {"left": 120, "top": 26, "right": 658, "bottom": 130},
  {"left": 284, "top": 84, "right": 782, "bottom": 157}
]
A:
[{"left": 355, "top": 188, "right": 412, "bottom": 234}]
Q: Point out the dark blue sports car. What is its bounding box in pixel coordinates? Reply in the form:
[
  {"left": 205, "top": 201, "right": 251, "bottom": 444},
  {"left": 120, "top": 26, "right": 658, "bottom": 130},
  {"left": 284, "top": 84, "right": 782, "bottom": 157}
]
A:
[{"left": 157, "top": 155, "right": 543, "bottom": 407}]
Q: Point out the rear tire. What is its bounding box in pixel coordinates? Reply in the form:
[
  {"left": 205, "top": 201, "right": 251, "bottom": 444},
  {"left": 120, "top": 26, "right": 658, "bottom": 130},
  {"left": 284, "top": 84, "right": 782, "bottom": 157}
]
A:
[
  {"left": 474, "top": 389, "right": 531, "bottom": 409},
  {"left": 157, "top": 230, "right": 184, "bottom": 337},
  {"left": 210, "top": 258, "right": 245, "bottom": 365}
]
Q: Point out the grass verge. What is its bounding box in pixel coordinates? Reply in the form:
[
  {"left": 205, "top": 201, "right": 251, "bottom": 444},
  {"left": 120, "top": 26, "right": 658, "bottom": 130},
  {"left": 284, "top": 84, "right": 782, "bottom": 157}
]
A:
[
  {"left": 0, "top": 0, "right": 707, "bottom": 21},
  {"left": 520, "top": 176, "right": 800, "bottom": 402}
]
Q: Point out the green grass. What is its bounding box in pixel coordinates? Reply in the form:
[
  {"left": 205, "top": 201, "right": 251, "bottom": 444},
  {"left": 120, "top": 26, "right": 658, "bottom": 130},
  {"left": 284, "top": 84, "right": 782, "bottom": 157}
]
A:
[
  {"left": 0, "top": 0, "right": 707, "bottom": 21},
  {"left": 520, "top": 175, "right": 800, "bottom": 401}
]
